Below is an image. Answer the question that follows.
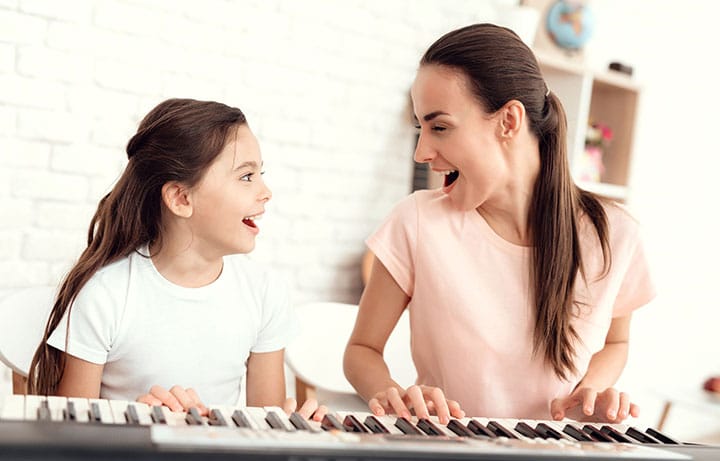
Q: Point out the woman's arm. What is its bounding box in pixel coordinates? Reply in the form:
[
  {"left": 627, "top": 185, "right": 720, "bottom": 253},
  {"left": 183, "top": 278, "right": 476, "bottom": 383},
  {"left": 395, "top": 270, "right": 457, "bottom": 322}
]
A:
[
  {"left": 56, "top": 352, "right": 104, "bottom": 398},
  {"left": 550, "top": 314, "right": 638, "bottom": 422},
  {"left": 245, "top": 349, "right": 286, "bottom": 407},
  {"left": 344, "top": 256, "right": 464, "bottom": 423}
]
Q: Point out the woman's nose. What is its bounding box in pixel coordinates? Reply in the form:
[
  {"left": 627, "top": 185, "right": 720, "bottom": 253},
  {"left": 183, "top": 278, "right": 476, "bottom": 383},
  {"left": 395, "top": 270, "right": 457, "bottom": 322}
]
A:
[{"left": 413, "top": 135, "right": 434, "bottom": 164}]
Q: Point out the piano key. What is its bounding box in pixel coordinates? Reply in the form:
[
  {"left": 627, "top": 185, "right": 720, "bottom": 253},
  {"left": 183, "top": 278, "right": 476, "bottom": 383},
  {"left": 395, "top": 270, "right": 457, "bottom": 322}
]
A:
[
  {"left": 320, "top": 413, "right": 345, "bottom": 432},
  {"left": 583, "top": 424, "right": 616, "bottom": 442},
  {"left": 0, "top": 394, "right": 25, "bottom": 420},
  {"left": 66, "top": 398, "right": 90, "bottom": 423},
  {"left": 467, "top": 419, "right": 497, "bottom": 438},
  {"left": 363, "top": 415, "right": 390, "bottom": 434},
  {"left": 184, "top": 407, "right": 204, "bottom": 426},
  {"left": 514, "top": 421, "right": 541, "bottom": 438},
  {"left": 534, "top": 422, "right": 564, "bottom": 440},
  {"left": 151, "top": 406, "right": 167, "bottom": 425},
  {"left": 416, "top": 418, "right": 445, "bottom": 436},
  {"left": 125, "top": 404, "right": 141, "bottom": 425},
  {"left": 487, "top": 420, "right": 519, "bottom": 439},
  {"left": 289, "top": 412, "right": 314, "bottom": 431},
  {"left": 46, "top": 396, "right": 68, "bottom": 422},
  {"left": 394, "top": 416, "right": 424, "bottom": 435},
  {"left": 446, "top": 419, "right": 474, "bottom": 437},
  {"left": 64, "top": 400, "right": 78, "bottom": 422},
  {"left": 207, "top": 408, "right": 227, "bottom": 426},
  {"left": 562, "top": 423, "right": 594, "bottom": 441},
  {"left": 342, "top": 414, "right": 370, "bottom": 433},
  {"left": 109, "top": 400, "right": 131, "bottom": 424},
  {"left": 232, "top": 409, "right": 254, "bottom": 429},
  {"left": 646, "top": 427, "right": 680, "bottom": 444},
  {"left": 371, "top": 415, "right": 405, "bottom": 435},
  {"left": 600, "top": 425, "right": 635, "bottom": 443},
  {"left": 265, "top": 409, "right": 296, "bottom": 432},
  {"left": 625, "top": 426, "right": 661, "bottom": 444},
  {"left": 243, "top": 406, "right": 273, "bottom": 430},
  {"left": 24, "top": 395, "right": 44, "bottom": 421},
  {"left": 37, "top": 399, "right": 52, "bottom": 421}
]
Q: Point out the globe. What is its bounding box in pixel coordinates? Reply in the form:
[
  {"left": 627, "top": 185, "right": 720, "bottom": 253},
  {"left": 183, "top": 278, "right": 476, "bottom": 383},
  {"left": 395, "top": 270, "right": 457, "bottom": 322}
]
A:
[{"left": 546, "top": 0, "right": 595, "bottom": 50}]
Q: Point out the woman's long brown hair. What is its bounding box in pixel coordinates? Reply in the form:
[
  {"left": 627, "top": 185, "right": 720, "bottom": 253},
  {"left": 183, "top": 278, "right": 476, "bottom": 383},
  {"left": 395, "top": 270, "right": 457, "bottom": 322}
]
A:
[
  {"left": 421, "top": 24, "right": 611, "bottom": 380},
  {"left": 28, "top": 98, "right": 247, "bottom": 395}
]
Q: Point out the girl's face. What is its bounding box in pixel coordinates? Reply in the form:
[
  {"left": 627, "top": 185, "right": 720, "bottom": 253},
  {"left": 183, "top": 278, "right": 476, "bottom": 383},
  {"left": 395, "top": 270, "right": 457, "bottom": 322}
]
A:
[
  {"left": 189, "top": 124, "right": 271, "bottom": 256},
  {"left": 411, "top": 65, "right": 507, "bottom": 211}
]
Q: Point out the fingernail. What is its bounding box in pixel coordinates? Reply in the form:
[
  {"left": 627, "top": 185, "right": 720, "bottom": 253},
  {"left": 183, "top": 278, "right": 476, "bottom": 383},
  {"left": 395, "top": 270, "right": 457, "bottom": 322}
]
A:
[
  {"left": 608, "top": 412, "right": 616, "bottom": 419},
  {"left": 402, "top": 411, "right": 411, "bottom": 419},
  {"left": 584, "top": 407, "right": 593, "bottom": 415}
]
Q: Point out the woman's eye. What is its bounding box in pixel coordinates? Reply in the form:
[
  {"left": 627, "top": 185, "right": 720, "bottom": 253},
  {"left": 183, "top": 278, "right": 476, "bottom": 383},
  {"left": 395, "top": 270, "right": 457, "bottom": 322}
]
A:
[
  {"left": 432, "top": 126, "right": 446, "bottom": 132},
  {"left": 240, "top": 173, "right": 253, "bottom": 182},
  {"left": 413, "top": 124, "right": 421, "bottom": 130}
]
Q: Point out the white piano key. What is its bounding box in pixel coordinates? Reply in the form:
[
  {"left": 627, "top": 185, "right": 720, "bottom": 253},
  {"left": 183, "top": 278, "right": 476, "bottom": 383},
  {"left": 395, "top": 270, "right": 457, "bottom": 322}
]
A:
[
  {"left": 24, "top": 394, "right": 44, "bottom": 420},
  {"left": 46, "top": 395, "right": 67, "bottom": 422},
  {"left": 126, "top": 402, "right": 154, "bottom": 425},
  {"left": 161, "top": 406, "right": 190, "bottom": 426},
  {"left": 263, "top": 406, "right": 295, "bottom": 431},
  {"left": 241, "top": 406, "right": 272, "bottom": 430},
  {"left": 0, "top": 394, "right": 25, "bottom": 420},
  {"left": 109, "top": 399, "right": 130, "bottom": 424},
  {"left": 372, "top": 414, "right": 406, "bottom": 435},
  {"left": 88, "top": 398, "right": 115, "bottom": 424},
  {"left": 67, "top": 397, "right": 90, "bottom": 423},
  {"left": 423, "top": 415, "right": 460, "bottom": 437}
]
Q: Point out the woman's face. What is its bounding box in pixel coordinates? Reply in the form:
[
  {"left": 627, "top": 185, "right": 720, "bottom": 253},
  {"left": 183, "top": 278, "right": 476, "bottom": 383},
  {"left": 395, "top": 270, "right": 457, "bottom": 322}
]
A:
[{"left": 411, "top": 65, "right": 508, "bottom": 211}]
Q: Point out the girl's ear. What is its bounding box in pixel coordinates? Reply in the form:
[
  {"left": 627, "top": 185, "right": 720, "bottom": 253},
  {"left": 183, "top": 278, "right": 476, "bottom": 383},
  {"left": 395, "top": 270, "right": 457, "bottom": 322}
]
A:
[
  {"left": 161, "top": 181, "right": 193, "bottom": 218},
  {"left": 498, "top": 99, "right": 526, "bottom": 139}
]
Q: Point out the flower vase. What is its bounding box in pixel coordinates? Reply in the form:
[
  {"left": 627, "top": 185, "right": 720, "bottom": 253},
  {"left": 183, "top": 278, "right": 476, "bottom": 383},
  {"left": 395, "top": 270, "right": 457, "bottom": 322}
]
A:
[{"left": 577, "top": 145, "right": 604, "bottom": 182}]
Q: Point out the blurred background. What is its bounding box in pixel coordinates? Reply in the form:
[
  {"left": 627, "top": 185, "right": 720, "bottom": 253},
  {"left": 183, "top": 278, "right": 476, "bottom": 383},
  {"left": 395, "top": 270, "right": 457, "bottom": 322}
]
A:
[{"left": 1, "top": 0, "right": 719, "bottom": 442}]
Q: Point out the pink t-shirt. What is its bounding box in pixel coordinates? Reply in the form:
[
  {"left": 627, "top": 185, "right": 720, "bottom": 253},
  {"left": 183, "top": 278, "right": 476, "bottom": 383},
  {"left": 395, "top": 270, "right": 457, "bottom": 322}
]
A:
[{"left": 366, "top": 189, "right": 655, "bottom": 419}]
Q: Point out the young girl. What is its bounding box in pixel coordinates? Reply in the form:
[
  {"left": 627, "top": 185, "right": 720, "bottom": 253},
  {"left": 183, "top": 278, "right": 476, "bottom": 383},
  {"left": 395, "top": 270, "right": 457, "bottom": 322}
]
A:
[
  {"left": 29, "top": 98, "right": 323, "bottom": 420},
  {"left": 344, "top": 24, "right": 654, "bottom": 425}
]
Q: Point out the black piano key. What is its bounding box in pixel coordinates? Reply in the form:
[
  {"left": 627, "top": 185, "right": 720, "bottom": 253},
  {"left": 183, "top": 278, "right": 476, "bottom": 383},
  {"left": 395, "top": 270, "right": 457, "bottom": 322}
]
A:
[
  {"left": 583, "top": 424, "right": 615, "bottom": 442},
  {"left": 446, "top": 419, "right": 474, "bottom": 437},
  {"left": 487, "top": 421, "right": 518, "bottom": 439},
  {"left": 185, "top": 407, "right": 204, "bottom": 426},
  {"left": 90, "top": 402, "right": 103, "bottom": 423},
  {"left": 625, "top": 426, "right": 661, "bottom": 444},
  {"left": 266, "top": 410, "right": 295, "bottom": 431},
  {"left": 37, "top": 399, "right": 52, "bottom": 421},
  {"left": 363, "top": 415, "right": 390, "bottom": 434},
  {"left": 535, "top": 423, "right": 563, "bottom": 440},
  {"left": 343, "top": 414, "right": 369, "bottom": 433},
  {"left": 231, "top": 410, "right": 252, "bottom": 428},
  {"left": 64, "top": 401, "right": 77, "bottom": 422},
  {"left": 515, "top": 421, "right": 540, "bottom": 438},
  {"left": 208, "top": 409, "right": 227, "bottom": 426},
  {"left": 289, "top": 412, "right": 313, "bottom": 431},
  {"left": 394, "top": 417, "right": 424, "bottom": 435},
  {"left": 151, "top": 406, "right": 167, "bottom": 424},
  {"left": 563, "top": 424, "right": 594, "bottom": 441},
  {"left": 601, "top": 425, "right": 635, "bottom": 443},
  {"left": 417, "top": 418, "right": 444, "bottom": 436},
  {"left": 468, "top": 420, "right": 496, "bottom": 438},
  {"left": 125, "top": 405, "right": 141, "bottom": 425},
  {"left": 646, "top": 427, "right": 680, "bottom": 445},
  {"left": 321, "top": 414, "right": 346, "bottom": 431}
]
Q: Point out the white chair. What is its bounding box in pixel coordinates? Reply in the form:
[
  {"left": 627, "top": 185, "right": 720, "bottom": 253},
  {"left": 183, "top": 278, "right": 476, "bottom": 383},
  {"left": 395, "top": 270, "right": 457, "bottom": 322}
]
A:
[
  {"left": 285, "top": 301, "right": 415, "bottom": 411},
  {"left": 0, "top": 286, "right": 56, "bottom": 394}
]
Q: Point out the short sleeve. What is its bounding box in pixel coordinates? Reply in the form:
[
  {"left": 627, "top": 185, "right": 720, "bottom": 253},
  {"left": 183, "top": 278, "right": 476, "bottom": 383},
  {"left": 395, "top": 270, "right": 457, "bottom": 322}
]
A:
[
  {"left": 365, "top": 194, "right": 418, "bottom": 297},
  {"left": 612, "top": 236, "right": 656, "bottom": 318},
  {"left": 47, "top": 277, "right": 119, "bottom": 364},
  {"left": 251, "top": 272, "right": 296, "bottom": 353}
]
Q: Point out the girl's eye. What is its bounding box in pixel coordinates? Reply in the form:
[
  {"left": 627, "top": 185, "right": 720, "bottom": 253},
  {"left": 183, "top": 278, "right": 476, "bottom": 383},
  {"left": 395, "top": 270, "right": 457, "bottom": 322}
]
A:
[{"left": 413, "top": 124, "right": 421, "bottom": 130}]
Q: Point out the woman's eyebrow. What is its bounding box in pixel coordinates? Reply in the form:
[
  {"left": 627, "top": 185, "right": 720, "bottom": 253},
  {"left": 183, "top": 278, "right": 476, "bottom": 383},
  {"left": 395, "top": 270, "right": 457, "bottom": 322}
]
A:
[{"left": 233, "top": 160, "right": 262, "bottom": 171}]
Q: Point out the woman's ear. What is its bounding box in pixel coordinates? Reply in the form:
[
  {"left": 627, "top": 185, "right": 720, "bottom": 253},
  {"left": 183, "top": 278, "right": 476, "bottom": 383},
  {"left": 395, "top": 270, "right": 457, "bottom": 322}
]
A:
[
  {"left": 161, "top": 181, "right": 193, "bottom": 218},
  {"left": 498, "top": 99, "right": 526, "bottom": 139}
]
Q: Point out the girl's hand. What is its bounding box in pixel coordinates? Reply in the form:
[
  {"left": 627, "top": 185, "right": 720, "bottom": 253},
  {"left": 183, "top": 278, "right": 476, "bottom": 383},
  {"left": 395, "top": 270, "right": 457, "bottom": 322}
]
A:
[
  {"left": 550, "top": 386, "right": 639, "bottom": 423},
  {"left": 282, "top": 397, "right": 328, "bottom": 422},
  {"left": 136, "top": 385, "right": 208, "bottom": 416},
  {"left": 367, "top": 384, "right": 465, "bottom": 424}
]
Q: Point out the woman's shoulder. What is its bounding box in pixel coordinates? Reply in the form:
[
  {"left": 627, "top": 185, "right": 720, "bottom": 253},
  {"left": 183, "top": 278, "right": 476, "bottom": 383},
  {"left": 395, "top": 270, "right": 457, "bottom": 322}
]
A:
[{"left": 601, "top": 200, "right": 641, "bottom": 235}]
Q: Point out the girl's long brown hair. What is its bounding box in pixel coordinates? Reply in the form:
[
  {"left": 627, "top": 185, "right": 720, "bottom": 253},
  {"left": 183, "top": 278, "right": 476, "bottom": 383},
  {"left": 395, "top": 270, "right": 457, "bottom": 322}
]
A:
[
  {"left": 28, "top": 98, "right": 247, "bottom": 395},
  {"left": 421, "top": 24, "right": 610, "bottom": 380}
]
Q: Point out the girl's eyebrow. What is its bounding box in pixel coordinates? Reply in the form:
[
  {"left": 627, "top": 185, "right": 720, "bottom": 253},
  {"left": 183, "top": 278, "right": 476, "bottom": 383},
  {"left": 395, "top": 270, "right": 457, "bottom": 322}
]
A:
[
  {"left": 233, "top": 160, "right": 263, "bottom": 171},
  {"left": 413, "top": 111, "right": 450, "bottom": 122}
]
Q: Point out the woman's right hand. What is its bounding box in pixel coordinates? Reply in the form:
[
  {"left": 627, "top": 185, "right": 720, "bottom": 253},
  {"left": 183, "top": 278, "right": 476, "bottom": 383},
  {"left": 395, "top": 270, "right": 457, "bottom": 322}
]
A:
[
  {"left": 367, "top": 384, "right": 465, "bottom": 424},
  {"left": 136, "top": 385, "right": 208, "bottom": 416}
]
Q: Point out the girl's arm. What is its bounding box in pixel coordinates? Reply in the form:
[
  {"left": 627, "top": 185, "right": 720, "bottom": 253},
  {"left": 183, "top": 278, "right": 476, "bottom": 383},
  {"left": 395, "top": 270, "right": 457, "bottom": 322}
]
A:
[
  {"left": 344, "top": 256, "right": 464, "bottom": 424},
  {"left": 56, "top": 353, "right": 104, "bottom": 398},
  {"left": 550, "top": 314, "right": 639, "bottom": 422},
  {"left": 245, "top": 349, "right": 287, "bottom": 407}
]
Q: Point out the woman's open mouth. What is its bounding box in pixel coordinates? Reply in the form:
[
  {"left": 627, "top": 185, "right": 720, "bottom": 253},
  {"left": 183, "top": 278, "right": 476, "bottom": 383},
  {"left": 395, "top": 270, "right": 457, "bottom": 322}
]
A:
[{"left": 444, "top": 170, "right": 459, "bottom": 187}]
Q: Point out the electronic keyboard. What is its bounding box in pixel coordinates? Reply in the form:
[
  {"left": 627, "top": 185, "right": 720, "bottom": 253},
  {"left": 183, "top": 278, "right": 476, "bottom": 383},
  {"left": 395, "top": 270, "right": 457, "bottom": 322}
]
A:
[{"left": 1, "top": 395, "right": 717, "bottom": 460}]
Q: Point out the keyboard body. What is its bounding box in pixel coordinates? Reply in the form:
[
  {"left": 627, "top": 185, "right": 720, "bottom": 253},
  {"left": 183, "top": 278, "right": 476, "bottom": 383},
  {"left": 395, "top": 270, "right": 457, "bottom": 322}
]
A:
[{"left": 0, "top": 395, "right": 715, "bottom": 461}]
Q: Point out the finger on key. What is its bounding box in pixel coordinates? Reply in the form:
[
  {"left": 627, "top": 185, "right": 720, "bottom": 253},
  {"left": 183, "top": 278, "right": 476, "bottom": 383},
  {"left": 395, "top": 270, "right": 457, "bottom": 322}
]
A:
[
  {"left": 282, "top": 397, "right": 298, "bottom": 415},
  {"left": 629, "top": 402, "right": 640, "bottom": 418},
  {"left": 368, "top": 396, "right": 387, "bottom": 416},
  {"left": 169, "top": 386, "right": 196, "bottom": 413},
  {"left": 137, "top": 394, "right": 163, "bottom": 407},
  {"left": 581, "top": 388, "right": 597, "bottom": 416},
  {"left": 604, "top": 388, "right": 620, "bottom": 421},
  {"left": 406, "top": 385, "right": 430, "bottom": 420},
  {"left": 427, "top": 386, "right": 450, "bottom": 424},
  {"left": 150, "top": 385, "right": 183, "bottom": 412},
  {"left": 615, "top": 392, "right": 630, "bottom": 421},
  {"left": 387, "top": 387, "right": 411, "bottom": 420},
  {"left": 447, "top": 399, "right": 466, "bottom": 419},
  {"left": 185, "top": 388, "right": 208, "bottom": 416}
]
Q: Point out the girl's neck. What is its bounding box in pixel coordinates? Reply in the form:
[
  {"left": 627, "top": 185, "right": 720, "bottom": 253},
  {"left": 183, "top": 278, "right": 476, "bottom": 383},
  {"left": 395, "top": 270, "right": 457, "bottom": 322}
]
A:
[{"left": 148, "top": 239, "right": 224, "bottom": 288}]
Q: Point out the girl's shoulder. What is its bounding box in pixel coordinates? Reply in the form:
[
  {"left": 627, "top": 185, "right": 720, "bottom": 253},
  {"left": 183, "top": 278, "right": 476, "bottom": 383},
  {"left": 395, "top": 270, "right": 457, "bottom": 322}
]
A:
[{"left": 223, "top": 254, "right": 285, "bottom": 291}]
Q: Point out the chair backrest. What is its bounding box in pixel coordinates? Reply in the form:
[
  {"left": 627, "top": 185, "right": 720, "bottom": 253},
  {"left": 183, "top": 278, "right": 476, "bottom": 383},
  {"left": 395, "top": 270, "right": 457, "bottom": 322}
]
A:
[
  {"left": 285, "top": 301, "right": 415, "bottom": 396},
  {"left": 0, "top": 286, "right": 56, "bottom": 380}
]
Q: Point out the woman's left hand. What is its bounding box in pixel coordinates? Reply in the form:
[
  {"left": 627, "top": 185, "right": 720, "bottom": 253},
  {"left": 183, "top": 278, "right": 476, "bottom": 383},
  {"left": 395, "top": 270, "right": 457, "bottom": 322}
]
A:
[
  {"left": 550, "top": 386, "right": 639, "bottom": 423},
  {"left": 282, "top": 397, "right": 328, "bottom": 422}
]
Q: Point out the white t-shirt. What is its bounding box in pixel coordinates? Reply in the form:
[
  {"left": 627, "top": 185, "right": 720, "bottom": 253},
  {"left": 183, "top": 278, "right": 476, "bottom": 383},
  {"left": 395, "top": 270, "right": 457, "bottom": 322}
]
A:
[{"left": 48, "top": 247, "right": 295, "bottom": 405}]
